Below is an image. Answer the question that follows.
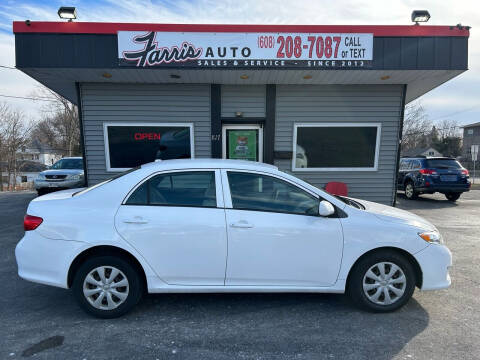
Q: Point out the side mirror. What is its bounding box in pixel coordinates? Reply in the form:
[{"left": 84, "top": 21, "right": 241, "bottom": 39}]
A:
[{"left": 319, "top": 200, "right": 335, "bottom": 217}]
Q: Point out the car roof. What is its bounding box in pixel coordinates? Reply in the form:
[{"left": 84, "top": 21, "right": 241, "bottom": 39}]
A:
[{"left": 141, "top": 158, "right": 278, "bottom": 171}]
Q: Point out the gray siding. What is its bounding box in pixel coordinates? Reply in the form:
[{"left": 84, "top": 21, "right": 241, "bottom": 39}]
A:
[
  {"left": 221, "top": 85, "right": 266, "bottom": 118},
  {"left": 274, "top": 85, "right": 403, "bottom": 205},
  {"left": 80, "top": 83, "right": 211, "bottom": 184}
]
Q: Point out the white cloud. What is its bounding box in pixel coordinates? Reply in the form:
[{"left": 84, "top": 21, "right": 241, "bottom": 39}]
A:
[{"left": 0, "top": 0, "right": 479, "bottom": 124}]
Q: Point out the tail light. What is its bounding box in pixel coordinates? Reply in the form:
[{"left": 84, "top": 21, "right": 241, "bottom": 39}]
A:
[
  {"left": 24, "top": 215, "right": 43, "bottom": 231},
  {"left": 419, "top": 169, "right": 437, "bottom": 175},
  {"left": 461, "top": 169, "right": 469, "bottom": 176}
]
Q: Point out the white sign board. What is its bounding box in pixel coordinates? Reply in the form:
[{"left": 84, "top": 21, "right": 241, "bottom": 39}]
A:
[
  {"left": 472, "top": 145, "right": 479, "bottom": 161},
  {"left": 117, "top": 31, "right": 373, "bottom": 69}
]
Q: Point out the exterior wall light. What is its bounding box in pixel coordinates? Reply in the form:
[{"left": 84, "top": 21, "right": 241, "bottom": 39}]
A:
[
  {"left": 411, "top": 10, "right": 430, "bottom": 24},
  {"left": 235, "top": 111, "right": 243, "bottom": 117},
  {"left": 240, "top": 75, "right": 249, "bottom": 80},
  {"left": 58, "top": 7, "right": 77, "bottom": 21}
]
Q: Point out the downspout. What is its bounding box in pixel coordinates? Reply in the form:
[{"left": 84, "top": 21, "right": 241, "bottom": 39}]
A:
[{"left": 393, "top": 84, "right": 407, "bottom": 207}]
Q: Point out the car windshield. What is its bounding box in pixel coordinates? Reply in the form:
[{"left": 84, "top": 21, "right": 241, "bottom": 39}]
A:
[
  {"left": 334, "top": 195, "right": 365, "bottom": 210},
  {"left": 425, "top": 159, "right": 462, "bottom": 169},
  {"left": 73, "top": 166, "right": 140, "bottom": 196},
  {"left": 51, "top": 158, "right": 83, "bottom": 170}
]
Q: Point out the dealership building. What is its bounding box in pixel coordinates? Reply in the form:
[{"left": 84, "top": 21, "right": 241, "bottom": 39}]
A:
[{"left": 13, "top": 21, "right": 469, "bottom": 204}]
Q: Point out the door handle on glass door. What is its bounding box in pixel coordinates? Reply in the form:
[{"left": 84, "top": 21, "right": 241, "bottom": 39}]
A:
[
  {"left": 123, "top": 217, "right": 149, "bottom": 224},
  {"left": 230, "top": 221, "right": 254, "bottom": 228}
]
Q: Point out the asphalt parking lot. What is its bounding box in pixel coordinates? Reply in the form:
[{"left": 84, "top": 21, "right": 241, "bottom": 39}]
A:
[{"left": 1, "top": 191, "right": 479, "bottom": 360}]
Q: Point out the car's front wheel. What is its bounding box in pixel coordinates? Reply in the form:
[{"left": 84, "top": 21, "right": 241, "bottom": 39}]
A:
[
  {"left": 445, "top": 192, "right": 461, "bottom": 201},
  {"left": 348, "top": 250, "right": 416, "bottom": 312},
  {"left": 72, "top": 256, "right": 143, "bottom": 318}
]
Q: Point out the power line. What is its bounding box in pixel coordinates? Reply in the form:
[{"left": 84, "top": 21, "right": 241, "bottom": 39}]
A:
[
  {"left": 428, "top": 105, "right": 480, "bottom": 122},
  {"left": 0, "top": 94, "right": 56, "bottom": 102}
]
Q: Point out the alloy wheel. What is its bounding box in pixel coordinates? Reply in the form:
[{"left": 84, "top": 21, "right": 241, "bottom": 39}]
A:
[
  {"left": 405, "top": 183, "right": 414, "bottom": 198},
  {"left": 82, "top": 266, "right": 129, "bottom": 310},
  {"left": 362, "top": 262, "right": 406, "bottom": 305}
]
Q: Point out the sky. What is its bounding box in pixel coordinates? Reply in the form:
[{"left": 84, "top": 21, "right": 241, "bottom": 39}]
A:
[{"left": 0, "top": 0, "right": 479, "bottom": 127}]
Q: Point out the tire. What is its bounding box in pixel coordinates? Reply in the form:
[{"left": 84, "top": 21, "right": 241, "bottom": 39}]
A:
[
  {"left": 404, "top": 181, "right": 418, "bottom": 200},
  {"left": 445, "top": 193, "right": 461, "bottom": 201},
  {"left": 347, "top": 250, "right": 416, "bottom": 312},
  {"left": 72, "top": 256, "right": 143, "bottom": 318},
  {"left": 37, "top": 189, "right": 45, "bottom": 196}
]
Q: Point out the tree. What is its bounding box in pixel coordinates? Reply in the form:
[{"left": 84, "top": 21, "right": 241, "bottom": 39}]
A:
[
  {"left": 30, "top": 88, "right": 81, "bottom": 156},
  {"left": 0, "top": 103, "right": 31, "bottom": 190},
  {"left": 402, "top": 101, "right": 432, "bottom": 151},
  {"left": 431, "top": 119, "right": 462, "bottom": 157}
]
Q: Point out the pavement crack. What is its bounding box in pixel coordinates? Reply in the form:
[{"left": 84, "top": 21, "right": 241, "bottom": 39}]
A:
[{"left": 21, "top": 335, "right": 64, "bottom": 357}]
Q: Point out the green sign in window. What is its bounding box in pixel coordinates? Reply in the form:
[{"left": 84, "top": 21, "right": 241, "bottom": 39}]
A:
[{"left": 227, "top": 129, "right": 258, "bottom": 161}]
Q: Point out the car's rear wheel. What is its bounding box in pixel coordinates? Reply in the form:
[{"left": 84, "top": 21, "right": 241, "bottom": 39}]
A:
[
  {"left": 72, "top": 256, "right": 143, "bottom": 318},
  {"left": 348, "top": 250, "right": 416, "bottom": 312},
  {"left": 37, "top": 189, "right": 45, "bottom": 196},
  {"left": 404, "top": 181, "right": 418, "bottom": 200},
  {"left": 445, "top": 192, "right": 461, "bottom": 201}
]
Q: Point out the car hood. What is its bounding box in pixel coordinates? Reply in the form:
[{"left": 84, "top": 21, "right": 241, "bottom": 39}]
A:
[
  {"left": 348, "top": 197, "right": 437, "bottom": 232},
  {"left": 40, "top": 169, "right": 84, "bottom": 176}
]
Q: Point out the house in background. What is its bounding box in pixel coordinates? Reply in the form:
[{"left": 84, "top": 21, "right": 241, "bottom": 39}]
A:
[
  {"left": 462, "top": 122, "right": 480, "bottom": 159},
  {"left": 402, "top": 146, "right": 443, "bottom": 158},
  {"left": 16, "top": 139, "right": 63, "bottom": 166},
  {"left": 1, "top": 160, "right": 47, "bottom": 190}
]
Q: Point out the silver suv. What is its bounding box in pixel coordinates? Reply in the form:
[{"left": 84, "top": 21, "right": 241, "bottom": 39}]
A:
[{"left": 35, "top": 157, "right": 85, "bottom": 196}]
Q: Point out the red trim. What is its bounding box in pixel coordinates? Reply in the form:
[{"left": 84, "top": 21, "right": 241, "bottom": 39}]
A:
[{"left": 13, "top": 21, "right": 470, "bottom": 37}]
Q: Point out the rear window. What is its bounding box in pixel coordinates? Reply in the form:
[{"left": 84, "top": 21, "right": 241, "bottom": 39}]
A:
[
  {"left": 73, "top": 167, "right": 140, "bottom": 196},
  {"left": 425, "top": 159, "right": 462, "bottom": 169}
]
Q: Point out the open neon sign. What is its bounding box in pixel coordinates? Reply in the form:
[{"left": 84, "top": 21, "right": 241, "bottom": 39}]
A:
[{"left": 134, "top": 132, "right": 162, "bottom": 141}]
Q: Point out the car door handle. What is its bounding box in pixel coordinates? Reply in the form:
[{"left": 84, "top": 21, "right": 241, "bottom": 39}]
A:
[
  {"left": 230, "top": 221, "right": 254, "bottom": 228},
  {"left": 123, "top": 217, "right": 149, "bottom": 224}
]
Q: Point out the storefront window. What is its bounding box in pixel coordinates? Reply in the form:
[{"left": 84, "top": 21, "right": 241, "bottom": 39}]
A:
[
  {"left": 104, "top": 123, "right": 194, "bottom": 171},
  {"left": 293, "top": 123, "right": 381, "bottom": 171}
]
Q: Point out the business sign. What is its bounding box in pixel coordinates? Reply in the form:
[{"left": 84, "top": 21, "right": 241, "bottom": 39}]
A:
[
  {"left": 227, "top": 129, "right": 258, "bottom": 161},
  {"left": 118, "top": 31, "right": 373, "bottom": 69},
  {"left": 103, "top": 123, "right": 193, "bottom": 171}
]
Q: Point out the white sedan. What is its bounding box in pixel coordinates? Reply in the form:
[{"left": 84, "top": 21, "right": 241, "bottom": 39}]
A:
[{"left": 16, "top": 159, "right": 452, "bottom": 318}]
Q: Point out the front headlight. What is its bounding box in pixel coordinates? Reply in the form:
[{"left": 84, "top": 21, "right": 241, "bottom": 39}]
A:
[
  {"left": 69, "top": 174, "right": 82, "bottom": 180},
  {"left": 418, "top": 231, "right": 443, "bottom": 244},
  {"left": 36, "top": 174, "right": 46, "bottom": 180}
]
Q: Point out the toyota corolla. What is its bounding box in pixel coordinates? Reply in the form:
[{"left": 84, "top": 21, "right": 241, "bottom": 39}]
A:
[{"left": 16, "top": 159, "right": 452, "bottom": 318}]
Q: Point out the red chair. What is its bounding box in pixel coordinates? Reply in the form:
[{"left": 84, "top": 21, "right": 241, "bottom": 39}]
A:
[{"left": 324, "top": 182, "right": 348, "bottom": 196}]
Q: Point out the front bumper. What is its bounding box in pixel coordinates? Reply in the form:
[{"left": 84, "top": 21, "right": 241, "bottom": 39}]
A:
[
  {"left": 414, "top": 244, "right": 452, "bottom": 291},
  {"left": 15, "top": 231, "right": 87, "bottom": 289},
  {"left": 34, "top": 178, "right": 85, "bottom": 191}
]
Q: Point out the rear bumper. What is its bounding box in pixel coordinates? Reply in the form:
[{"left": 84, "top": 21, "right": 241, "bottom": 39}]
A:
[
  {"left": 414, "top": 244, "right": 452, "bottom": 291},
  {"left": 416, "top": 184, "right": 470, "bottom": 193},
  {"left": 15, "top": 231, "right": 87, "bottom": 289}
]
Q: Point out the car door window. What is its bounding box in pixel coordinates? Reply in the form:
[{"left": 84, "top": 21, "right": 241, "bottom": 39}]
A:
[
  {"left": 227, "top": 171, "right": 319, "bottom": 216},
  {"left": 126, "top": 171, "right": 216, "bottom": 207}
]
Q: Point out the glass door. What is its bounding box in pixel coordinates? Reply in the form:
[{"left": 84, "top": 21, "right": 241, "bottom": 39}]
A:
[{"left": 222, "top": 125, "right": 263, "bottom": 162}]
